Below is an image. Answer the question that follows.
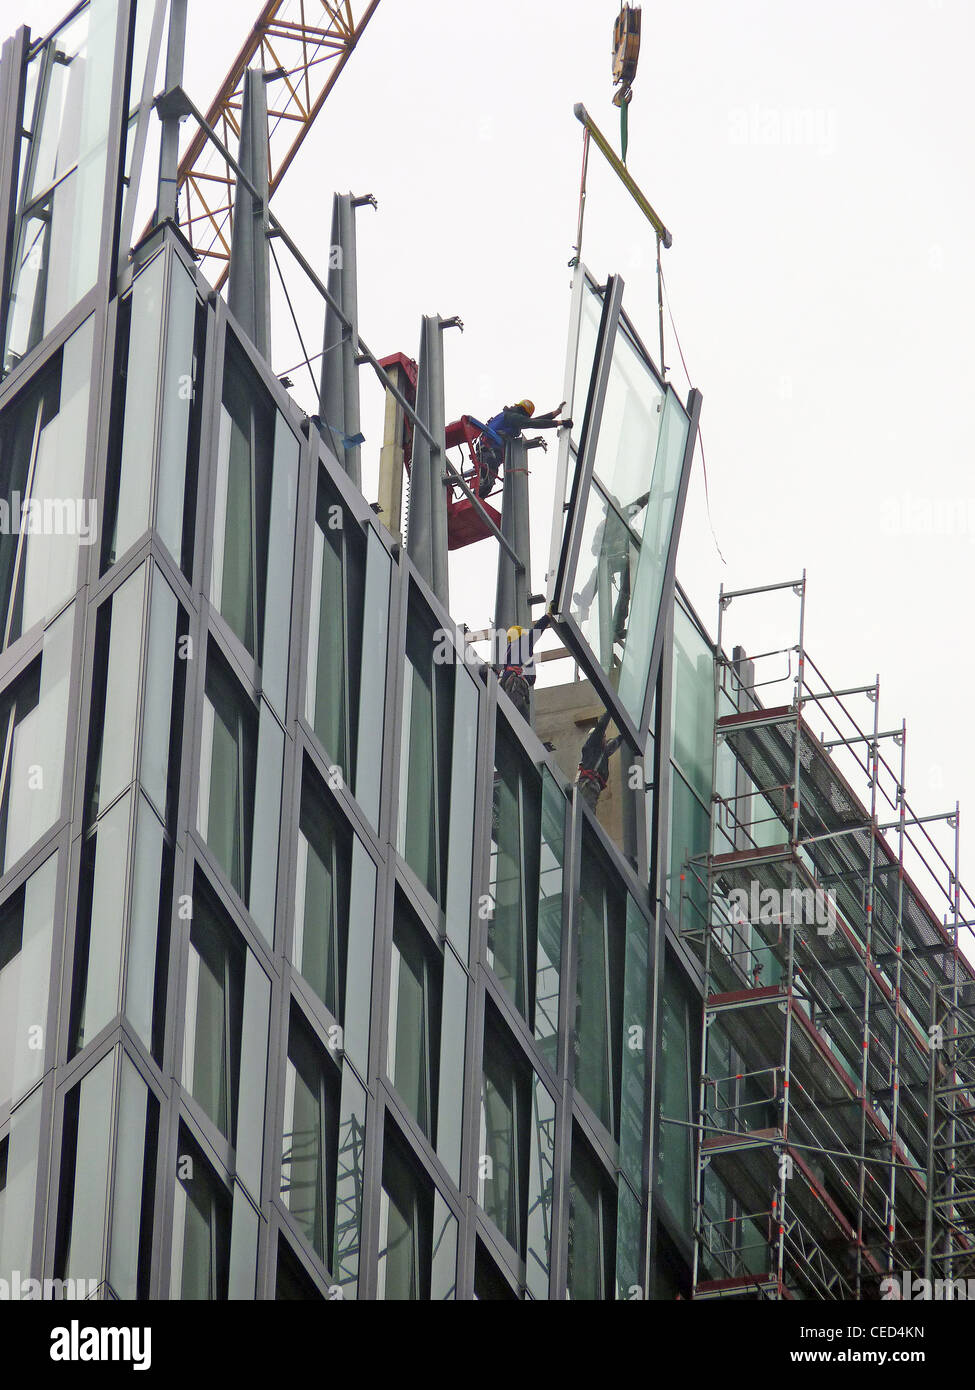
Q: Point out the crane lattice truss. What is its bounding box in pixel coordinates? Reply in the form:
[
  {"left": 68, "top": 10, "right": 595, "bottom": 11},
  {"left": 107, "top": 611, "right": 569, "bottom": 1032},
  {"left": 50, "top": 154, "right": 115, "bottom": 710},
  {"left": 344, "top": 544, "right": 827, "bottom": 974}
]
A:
[{"left": 176, "top": 0, "right": 380, "bottom": 286}]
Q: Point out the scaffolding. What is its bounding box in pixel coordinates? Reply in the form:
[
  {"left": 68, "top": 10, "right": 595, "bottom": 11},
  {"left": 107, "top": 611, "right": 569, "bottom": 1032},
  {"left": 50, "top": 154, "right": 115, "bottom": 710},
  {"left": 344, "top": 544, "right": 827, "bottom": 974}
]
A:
[{"left": 678, "top": 575, "right": 975, "bottom": 1299}]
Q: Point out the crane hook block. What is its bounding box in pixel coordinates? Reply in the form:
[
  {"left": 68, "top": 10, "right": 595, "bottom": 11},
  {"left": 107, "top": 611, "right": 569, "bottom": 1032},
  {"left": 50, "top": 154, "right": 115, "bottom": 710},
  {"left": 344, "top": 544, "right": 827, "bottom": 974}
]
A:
[{"left": 613, "top": 6, "right": 642, "bottom": 95}]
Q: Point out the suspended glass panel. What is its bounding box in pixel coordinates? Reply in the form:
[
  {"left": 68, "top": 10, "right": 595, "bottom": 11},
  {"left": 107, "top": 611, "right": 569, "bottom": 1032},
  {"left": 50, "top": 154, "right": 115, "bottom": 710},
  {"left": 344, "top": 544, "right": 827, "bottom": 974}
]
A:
[{"left": 672, "top": 602, "right": 714, "bottom": 804}]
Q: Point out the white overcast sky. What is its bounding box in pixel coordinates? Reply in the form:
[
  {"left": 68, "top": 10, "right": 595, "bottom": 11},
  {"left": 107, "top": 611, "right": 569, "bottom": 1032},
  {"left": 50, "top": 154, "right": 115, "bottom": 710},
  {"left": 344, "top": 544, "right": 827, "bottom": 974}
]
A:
[{"left": 13, "top": 0, "right": 975, "bottom": 919}]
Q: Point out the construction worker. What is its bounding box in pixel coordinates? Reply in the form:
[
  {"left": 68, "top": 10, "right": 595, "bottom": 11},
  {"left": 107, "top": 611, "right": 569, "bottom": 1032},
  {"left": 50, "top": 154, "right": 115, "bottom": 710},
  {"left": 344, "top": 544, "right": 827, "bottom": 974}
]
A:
[
  {"left": 498, "top": 612, "right": 551, "bottom": 720},
  {"left": 576, "top": 710, "right": 625, "bottom": 812},
  {"left": 472, "top": 400, "right": 570, "bottom": 494}
]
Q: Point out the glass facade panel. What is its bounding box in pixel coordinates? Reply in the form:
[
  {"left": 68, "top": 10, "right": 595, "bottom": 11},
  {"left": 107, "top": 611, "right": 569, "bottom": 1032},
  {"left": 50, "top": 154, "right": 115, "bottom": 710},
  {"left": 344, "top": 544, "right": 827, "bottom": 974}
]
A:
[
  {"left": 488, "top": 728, "right": 540, "bottom": 1020},
  {"left": 1, "top": 602, "right": 73, "bottom": 873},
  {"left": 387, "top": 907, "right": 440, "bottom": 1141},
  {"left": 672, "top": 602, "right": 714, "bottom": 804},
  {"left": 377, "top": 1133, "right": 431, "bottom": 1301},
  {"left": 210, "top": 348, "right": 273, "bottom": 660},
  {"left": 293, "top": 782, "right": 350, "bottom": 1022},
  {"left": 657, "top": 972, "right": 693, "bottom": 1234},
  {"left": 236, "top": 953, "right": 271, "bottom": 1198},
  {"left": 567, "top": 1137, "right": 615, "bottom": 1301},
  {"left": 0, "top": 1087, "right": 43, "bottom": 1281},
  {"left": 91, "top": 565, "right": 146, "bottom": 818},
  {"left": 354, "top": 530, "right": 390, "bottom": 827},
  {"left": 182, "top": 893, "right": 244, "bottom": 1143},
  {"left": 668, "top": 769, "right": 710, "bottom": 927},
  {"left": 526, "top": 1075, "right": 556, "bottom": 1300},
  {"left": 445, "top": 661, "right": 478, "bottom": 959},
  {"left": 0, "top": 317, "right": 93, "bottom": 648},
  {"left": 112, "top": 254, "right": 164, "bottom": 561},
  {"left": 396, "top": 608, "right": 453, "bottom": 904},
  {"left": 341, "top": 839, "right": 376, "bottom": 1079},
  {"left": 64, "top": 1051, "right": 114, "bottom": 1284},
  {"left": 74, "top": 790, "right": 131, "bottom": 1050},
  {"left": 4, "top": 0, "right": 120, "bottom": 371},
  {"left": 281, "top": 1020, "right": 332, "bottom": 1262},
  {"left": 125, "top": 796, "right": 166, "bottom": 1050},
  {"left": 574, "top": 840, "right": 624, "bottom": 1135},
  {"left": 619, "top": 897, "right": 649, "bottom": 1192},
  {"left": 141, "top": 568, "right": 179, "bottom": 821},
  {"left": 478, "top": 1029, "right": 524, "bottom": 1253},
  {"left": 198, "top": 657, "right": 257, "bottom": 902},
  {"left": 262, "top": 416, "right": 299, "bottom": 714},
  {"left": 156, "top": 259, "right": 200, "bottom": 569},
  {"left": 0, "top": 853, "right": 56, "bottom": 1113},
  {"left": 430, "top": 1192, "right": 457, "bottom": 1300},
  {"left": 108, "top": 1054, "right": 152, "bottom": 1300},
  {"left": 171, "top": 1136, "right": 230, "bottom": 1300},
  {"left": 535, "top": 770, "right": 565, "bottom": 1066},
  {"left": 248, "top": 704, "right": 283, "bottom": 944},
  {"left": 435, "top": 945, "right": 467, "bottom": 1186},
  {"left": 332, "top": 1068, "right": 366, "bottom": 1298}
]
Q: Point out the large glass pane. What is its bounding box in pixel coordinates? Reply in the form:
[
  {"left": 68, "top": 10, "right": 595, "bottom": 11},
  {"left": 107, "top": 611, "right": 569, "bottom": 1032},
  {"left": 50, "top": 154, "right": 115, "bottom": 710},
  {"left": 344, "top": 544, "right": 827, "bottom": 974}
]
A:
[
  {"left": 1, "top": 602, "right": 73, "bottom": 872},
  {"left": 430, "top": 1193, "right": 457, "bottom": 1300},
  {"left": 141, "top": 568, "right": 179, "bottom": 820},
  {"left": 281, "top": 1023, "right": 329, "bottom": 1262},
  {"left": 182, "top": 895, "right": 244, "bottom": 1143},
  {"left": 535, "top": 771, "right": 565, "bottom": 1065},
  {"left": 236, "top": 953, "right": 271, "bottom": 1199},
  {"left": 0, "top": 318, "right": 93, "bottom": 648},
  {"left": 574, "top": 841, "right": 623, "bottom": 1134},
  {"left": 488, "top": 729, "right": 539, "bottom": 1020},
  {"left": 526, "top": 1076, "right": 556, "bottom": 1300},
  {"left": 293, "top": 786, "right": 349, "bottom": 1021},
  {"left": 657, "top": 977, "right": 693, "bottom": 1234},
  {"left": 112, "top": 255, "right": 165, "bottom": 561},
  {"left": 396, "top": 609, "right": 453, "bottom": 904},
  {"left": 74, "top": 791, "right": 131, "bottom": 1050},
  {"left": 387, "top": 910, "right": 439, "bottom": 1141},
  {"left": 672, "top": 602, "right": 714, "bottom": 803},
  {"left": 92, "top": 565, "right": 146, "bottom": 818},
  {"left": 4, "top": 0, "right": 120, "bottom": 370},
  {"left": 108, "top": 1055, "right": 151, "bottom": 1299},
  {"left": 619, "top": 897, "right": 649, "bottom": 1192},
  {"left": 479, "top": 1032, "right": 523, "bottom": 1254},
  {"left": 156, "top": 259, "right": 200, "bottom": 567},
  {"left": 341, "top": 839, "right": 376, "bottom": 1078},
  {"left": 445, "top": 662, "right": 478, "bottom": 959},
  {"left": 435, "top": 945, "right": 467, "bottom": 1186},
  {"left": 64, "top": 1051, "right": 114, "bottom": 1284},
  {"left": 228, "top": 1186, "right": 260, "bottom": 1300},
  {"left": 567, "top": 1138, "right": 615, "bottom": 1301},
  {"left": 198, "top": 659, "right": 256, "bottom": 901},
  {"left": 354, "top": 530, "right": 389, "bottom": 827},
  {"left": 124, "top": 797, "right": 165, "bottom": 1052},
  {"left": 248, "top": 703, "right": 283, "bottom": 944},
  {"left": 668, "top": 769, "right": 710, "bottom": 927},
  {"left": 262, "top": 416, "right": 299, "bottom": 714},
  {"left": 377, "top": 1135, "right": 430, "bottom": 1301},
  {"left": 170, "top": 1137, "right": 230, "bottom": 1300},
  {"left": 210, "top": 352, "right": 273, "bottom": 660},
  {"left": 0, "top": 853, "right": 56, "bottom": 1112},
  {"left": 332, "top": 1068, "right": 366, "bottom": 1298},
  {"left": 563, "top": 297, "right": 692, "bottom": 735},
  {"left": 306, "top": 499, "right": 353, "bottom": 778},
  {"left": 0, "top": 1088, "right": 43, "bottom": 1281}
]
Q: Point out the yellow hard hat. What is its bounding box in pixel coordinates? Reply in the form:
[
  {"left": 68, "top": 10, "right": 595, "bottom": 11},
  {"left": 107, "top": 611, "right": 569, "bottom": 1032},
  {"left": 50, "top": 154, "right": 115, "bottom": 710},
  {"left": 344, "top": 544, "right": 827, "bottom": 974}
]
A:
[
  {"left": 517, "top": 399, "right": 535, "bottom": 417},
  {"left": 507, "top": 625, "right": 527, "bottom": 643}
]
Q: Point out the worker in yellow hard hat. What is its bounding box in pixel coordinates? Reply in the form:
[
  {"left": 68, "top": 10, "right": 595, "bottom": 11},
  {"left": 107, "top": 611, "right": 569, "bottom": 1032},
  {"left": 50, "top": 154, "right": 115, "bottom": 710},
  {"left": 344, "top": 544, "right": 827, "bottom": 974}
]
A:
[
  {"left": 498, "top": 612, "right": 553, "bottom": 720},
  {"left": 471, "top": 398, "right": 571, "bottom": 495}
]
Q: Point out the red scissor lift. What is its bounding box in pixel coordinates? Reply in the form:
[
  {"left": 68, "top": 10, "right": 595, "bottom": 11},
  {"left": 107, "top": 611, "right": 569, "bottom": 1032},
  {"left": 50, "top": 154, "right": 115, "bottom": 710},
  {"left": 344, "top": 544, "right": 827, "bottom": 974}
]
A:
[{"left": 379, "top": 353, "right": 503, "bottom": 551}]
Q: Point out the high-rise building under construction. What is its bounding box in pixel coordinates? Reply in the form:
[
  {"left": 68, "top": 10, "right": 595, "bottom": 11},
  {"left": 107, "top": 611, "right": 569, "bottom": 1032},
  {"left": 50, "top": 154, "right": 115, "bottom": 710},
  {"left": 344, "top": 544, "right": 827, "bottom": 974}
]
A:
[{"left": 0, "top": 0, "right": 972, "bottom": 1303}]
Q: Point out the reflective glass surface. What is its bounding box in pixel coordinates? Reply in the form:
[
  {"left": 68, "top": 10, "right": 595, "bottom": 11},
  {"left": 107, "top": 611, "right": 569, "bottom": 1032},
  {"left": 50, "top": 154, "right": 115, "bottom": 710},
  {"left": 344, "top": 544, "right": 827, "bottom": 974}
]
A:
[{"left": 0, "top": 854, "right": 56, "bottom": 1113}]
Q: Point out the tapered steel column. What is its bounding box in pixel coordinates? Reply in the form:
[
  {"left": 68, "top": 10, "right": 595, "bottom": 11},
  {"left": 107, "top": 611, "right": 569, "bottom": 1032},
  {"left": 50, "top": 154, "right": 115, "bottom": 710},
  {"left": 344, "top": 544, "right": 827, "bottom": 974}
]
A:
[
  {"left": 228, "top": 68, "right": 271, "bottom": 359},
  {"left": 405, "top": 314, "right": 448, "bottom": 605},
  {"left": 494, "top": 435, "right": 531, "bottom": 635},
  {"left": 319, "top": 192, "right": 363, "bottom": 486}
]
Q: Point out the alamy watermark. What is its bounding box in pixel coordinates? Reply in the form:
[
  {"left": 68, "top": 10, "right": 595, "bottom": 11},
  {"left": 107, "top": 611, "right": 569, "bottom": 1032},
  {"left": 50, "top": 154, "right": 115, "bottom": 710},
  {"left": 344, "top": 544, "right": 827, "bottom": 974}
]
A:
[
  {"left": 728, "top": 881, "right": 837, "bottom": 936},
  {"left": 0, "top": 493, "right": 98, "bottom": 546}
]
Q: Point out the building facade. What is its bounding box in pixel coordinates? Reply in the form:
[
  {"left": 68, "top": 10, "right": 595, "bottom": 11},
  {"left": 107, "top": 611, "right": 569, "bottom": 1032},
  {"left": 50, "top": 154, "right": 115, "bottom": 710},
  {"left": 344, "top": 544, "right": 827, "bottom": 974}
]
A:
[{"left": 0, "top": 0, "right": 972, "bottom": 1304}]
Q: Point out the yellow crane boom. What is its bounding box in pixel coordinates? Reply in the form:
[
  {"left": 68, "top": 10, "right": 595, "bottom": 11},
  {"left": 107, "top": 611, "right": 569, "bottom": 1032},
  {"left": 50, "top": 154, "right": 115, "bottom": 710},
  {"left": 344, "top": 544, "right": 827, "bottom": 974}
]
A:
[{"left": 175, "top": 0, "right": 381, "bottom": 286}]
